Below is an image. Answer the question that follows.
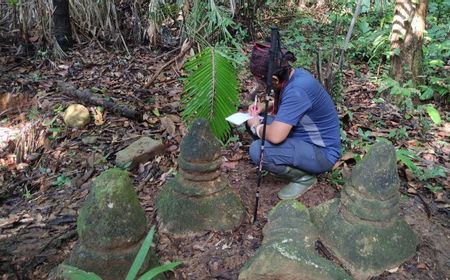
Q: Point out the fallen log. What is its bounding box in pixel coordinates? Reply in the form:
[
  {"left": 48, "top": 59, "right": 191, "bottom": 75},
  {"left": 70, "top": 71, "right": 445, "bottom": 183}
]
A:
[{"left": 57, "top": 81, "right": 142, "bottom": 121}]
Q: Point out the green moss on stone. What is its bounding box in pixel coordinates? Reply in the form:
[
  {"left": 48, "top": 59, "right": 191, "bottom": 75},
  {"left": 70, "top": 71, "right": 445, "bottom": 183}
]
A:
[
  {"left": 239, "top": 240, "right": 352, "bottom": 280},
  {"left": 77, "top": 168, "right": 146, "bottom": 249},
  {"left": 311, "top": 202, "right": 418, "bottom": 279},
  {"left": 340, "top": 186, "right": 399, "bottom": 221},
  {"left": 156, "top": 179, "right": 244, "bottom": 234},
  {"left": 349, "top": 142, "right": 400, "bottom": 200},
  {"left": 172, "top": 174, "right": 226, "bottom": 196},
  {"left": 309, "top": 199, "right": 338, "bottom": 230},
  {"left": 268, "top": 200, "right": 307, "bottom": 220}
]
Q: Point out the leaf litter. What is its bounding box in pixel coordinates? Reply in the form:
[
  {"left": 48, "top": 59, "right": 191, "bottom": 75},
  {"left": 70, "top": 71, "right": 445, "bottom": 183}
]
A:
[{"left": 0, "top": 46, "right": 449, "bottom": 279}]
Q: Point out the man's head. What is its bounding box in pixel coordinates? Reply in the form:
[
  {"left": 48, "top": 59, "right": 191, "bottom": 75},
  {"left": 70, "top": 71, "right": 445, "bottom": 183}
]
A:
[{"left": 249, "top": 42, "right": 296, "bottom": 87}]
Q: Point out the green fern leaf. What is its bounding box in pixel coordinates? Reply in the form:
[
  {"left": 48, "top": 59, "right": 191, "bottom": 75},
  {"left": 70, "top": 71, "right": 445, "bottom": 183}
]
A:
[{"left": 182, "top": 47, "right": 239, "bottom": 140}]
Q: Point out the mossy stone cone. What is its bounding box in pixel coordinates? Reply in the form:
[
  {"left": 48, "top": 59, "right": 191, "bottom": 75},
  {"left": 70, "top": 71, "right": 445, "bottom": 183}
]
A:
[
  {"left": 156, "top": 119, "right": 244, "bottom": 234},
  {"left": 262, "top": 200, "right": 318, "bottom": 245},
  {"left": 341, "top": 141, "right": 401, "bottom": 222},
  {"left": 310, "top": 200, "right": 417, "bottom": 280},
  {"left": 76, "top": 169, "right": 146, "bottom": 248},
  {"left": 310, "top": 142, "right": 418, "bottom": 280},
  {"left": 67, "top": 169, "right": 153, "bottom": 280},
  {"left": 239, "top": 200, "right": 351, "bottom": 280}
]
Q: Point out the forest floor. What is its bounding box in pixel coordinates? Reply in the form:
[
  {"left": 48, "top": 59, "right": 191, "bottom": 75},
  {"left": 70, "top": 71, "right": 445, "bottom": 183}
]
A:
[{"left": 0, "top": 45, "right": 449, "bottom": 280}]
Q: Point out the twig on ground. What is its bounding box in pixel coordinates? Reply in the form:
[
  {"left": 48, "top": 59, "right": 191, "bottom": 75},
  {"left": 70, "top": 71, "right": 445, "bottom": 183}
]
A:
[
  {"left": 400, "top": 189, "right": 432, "bottom": 218},
  {"left": 56, "top": 81, "right": 143, "bottom": 121}
]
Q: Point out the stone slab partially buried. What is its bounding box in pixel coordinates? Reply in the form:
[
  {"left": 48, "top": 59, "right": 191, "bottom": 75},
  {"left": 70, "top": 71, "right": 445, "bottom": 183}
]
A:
[
  {"left": 115, "top": 136, "right": 164, "bottom": 169},
  {"left": 156, "top": 119, "right": 245, "bottom": 234},
  {"left": 310, "top": 141, "right": 418, "bottom": 280},
  {"left": 239, "top": 200, "right": 352, "bottom": 280}
]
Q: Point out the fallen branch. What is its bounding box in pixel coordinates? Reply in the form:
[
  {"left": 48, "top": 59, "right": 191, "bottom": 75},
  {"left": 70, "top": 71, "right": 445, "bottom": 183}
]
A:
[{"left": 56, "top": 81, "right": 142, "bottom": 121}]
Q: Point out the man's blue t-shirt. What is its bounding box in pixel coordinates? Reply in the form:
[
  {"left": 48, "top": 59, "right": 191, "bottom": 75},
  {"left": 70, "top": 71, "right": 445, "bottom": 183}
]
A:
[{"left": 274, "top": 68, "right": 341, "bottom": 163}]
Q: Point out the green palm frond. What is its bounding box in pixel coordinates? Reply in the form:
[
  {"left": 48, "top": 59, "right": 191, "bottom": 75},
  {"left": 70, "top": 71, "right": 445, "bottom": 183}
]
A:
[{"left": 182, "top": 47, "right": 239, "bottom": 141}]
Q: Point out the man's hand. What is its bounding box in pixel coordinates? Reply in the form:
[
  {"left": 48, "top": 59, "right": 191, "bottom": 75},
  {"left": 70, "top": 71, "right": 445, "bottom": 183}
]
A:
[
  {"left": 247, "top": 116, "right": 260, "bottom": 128},
  {"left": 247, "top": 100, "right": 261, "bottom": 128},
  {"left": 248, "top": 100, "right": 274, "bottom": 116},
  {"left": 249, "top": 102, "right": 261, "bottom": 115}
]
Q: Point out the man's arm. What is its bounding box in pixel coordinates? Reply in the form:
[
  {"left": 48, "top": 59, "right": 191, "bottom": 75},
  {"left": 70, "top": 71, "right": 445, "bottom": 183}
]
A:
[
  {"left": 248, "top": 116, "right": 292, "bottom": 144},
  {"left": 247, "top": 98, "right": 292, "bottom": 144},
  {"left": 256, "top": 121, "right": 292, "bottom": 144}
]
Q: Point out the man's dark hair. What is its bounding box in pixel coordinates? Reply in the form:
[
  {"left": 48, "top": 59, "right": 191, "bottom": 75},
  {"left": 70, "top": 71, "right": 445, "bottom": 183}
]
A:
[{"left": 249, "top": 43, "right": 296, "bottom": 83}]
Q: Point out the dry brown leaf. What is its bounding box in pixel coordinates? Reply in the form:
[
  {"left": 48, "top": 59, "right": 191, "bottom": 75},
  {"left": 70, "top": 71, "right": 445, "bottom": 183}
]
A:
[
  {"left": 445, "top": 180, "right": 450, "bottom": 189},
  {"left": 91, "top": 107, "right": 105, "bottom": 126},
  {"left": 167, "top": 101, "right": 180, "bottom": 109},
  {"left": 178, "top": 123, "right": 187, "bottom": 137},
  {"left": 422, "top": 153, "right": 436, "bottom": 162},
  {"left": 406, "top": 140, "right": 417, "bottom": 147},
  {"left": 39, "top": 177, "right": 50, "bottom": 192},
  {"left": 437, "top": 122, "right": 450, "bottom": 138},
  {"left": 228, "top": 152, "right": 243, "bottom": 161},
  {"left": 416, "top": 263, "right": 427, "bottom": 269},
  {"left": 347, "top": 125, "right": 360, "bottom": 136},
  {"left": 168, "top": 89, "right": 181, "bottom": 97},
  {"left": 404, "top": 169, "right": 414, "bottom": 181},
  {"left": 167, "top": 114, "right": 181, "bottom": 123},
  {"left": 16, "top": 163, "right": 29, "bottom": 170},
  {"left": 341, "top": 152, "right": 354, "bottom": 161},
  {"left": 167, "top": 145, "right": 178, "bottom": 152},
  {"left": 160, "top": 116, "right": 176, "bottom": 136},
  {"left": 387, "top": 266, "right": 399, "bottom": 273},
  {"left": 332, "top": 159, "right": 345, "bottom": 170},
  {"left": 435, "top": 192, "right": 446, "bottom": 202},
  {"left": 221, "top": 161, "right": 238, "bottom": 169},
  {"left": 193, "top": 244, "right": 207, "bottom": 252},
  {"left": 370, "top": 131, "right": 389, "bottom": 137},
  {"left": 407, "top": 187, "right": 417, "bottom": 194},
  {"left": 143, "top": 112, "right": 159, "bottom": 124},
  {"left": 5, "top": 154, "right": 17, "bottom": 170}
]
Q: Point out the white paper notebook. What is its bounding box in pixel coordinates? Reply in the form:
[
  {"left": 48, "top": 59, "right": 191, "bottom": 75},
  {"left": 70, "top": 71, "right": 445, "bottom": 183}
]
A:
[{"left": 225, "top": 112, "right": 254, "bottom": 126}]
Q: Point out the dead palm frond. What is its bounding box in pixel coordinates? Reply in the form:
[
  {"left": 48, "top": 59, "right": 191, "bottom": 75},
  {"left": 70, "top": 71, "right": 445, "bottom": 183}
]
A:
[{"left": 69, "top": 0, "right": 128, "bottom": 52}]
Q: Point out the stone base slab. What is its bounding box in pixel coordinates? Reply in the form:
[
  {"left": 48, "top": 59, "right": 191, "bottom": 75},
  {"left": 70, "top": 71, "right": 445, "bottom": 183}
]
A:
[{"left": 156, "top": 178, "right": 245, "bottom": 234}]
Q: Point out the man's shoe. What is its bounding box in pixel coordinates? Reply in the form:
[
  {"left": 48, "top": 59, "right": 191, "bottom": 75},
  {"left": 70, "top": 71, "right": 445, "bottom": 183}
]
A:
[{"left": 277, "top": 166, "right": 317, "bottom": 200}]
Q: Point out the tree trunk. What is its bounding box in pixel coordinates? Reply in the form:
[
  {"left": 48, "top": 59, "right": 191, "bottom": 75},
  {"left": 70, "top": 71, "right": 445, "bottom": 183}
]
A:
[
  {"left": 411, "top": 0, "right": 428, "bottom": 84},
  {"left": 53, "top": 0, "right": 73, "bottom": 50},
  {"left": 390, "top": 0, "right": 428, "bottom": 84},
  {"left": 376, "top": 0, "right": 384, "bottom": 17},
  {"left": 338, "top": 0, "right": 363, "bottom": 70}
]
